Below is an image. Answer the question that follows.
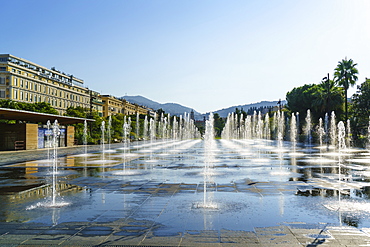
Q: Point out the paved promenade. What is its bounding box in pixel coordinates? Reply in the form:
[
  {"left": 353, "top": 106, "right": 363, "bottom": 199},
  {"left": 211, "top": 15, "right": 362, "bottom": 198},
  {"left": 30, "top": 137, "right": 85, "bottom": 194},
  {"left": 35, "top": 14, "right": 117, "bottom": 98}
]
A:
[
  {"left": 0, "top": 143, "right": 123, "bottom": 166},
  {"left": 1, "top": 144, "right": 370, "bottom": 246}
]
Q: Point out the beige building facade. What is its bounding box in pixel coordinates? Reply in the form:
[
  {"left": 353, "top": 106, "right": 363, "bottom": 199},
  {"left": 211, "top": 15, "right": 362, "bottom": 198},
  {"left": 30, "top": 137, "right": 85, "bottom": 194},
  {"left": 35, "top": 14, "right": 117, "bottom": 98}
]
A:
[
  {"left": 0, "top": 54, "right": 90, "bottom": 115},
  {"left": 102, "top": 96, "right": 150, "bottom": 118},
  {"left": 101, "top": 95, "right": 123, "bottom": 117}
]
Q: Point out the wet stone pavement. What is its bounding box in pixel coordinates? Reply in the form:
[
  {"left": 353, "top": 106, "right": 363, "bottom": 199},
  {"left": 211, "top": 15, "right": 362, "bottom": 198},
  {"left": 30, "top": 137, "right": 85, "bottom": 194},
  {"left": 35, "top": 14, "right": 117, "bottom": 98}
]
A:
[{"left": 2, "top": 139, "right": 370, "bottom": 246}]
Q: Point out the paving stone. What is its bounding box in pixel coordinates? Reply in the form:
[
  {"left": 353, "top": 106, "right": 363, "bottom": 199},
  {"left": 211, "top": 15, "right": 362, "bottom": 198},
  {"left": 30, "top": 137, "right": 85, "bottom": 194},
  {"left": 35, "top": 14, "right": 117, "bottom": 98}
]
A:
[{"left": 140, "top": 235, "right": 182, "bottom": 246}]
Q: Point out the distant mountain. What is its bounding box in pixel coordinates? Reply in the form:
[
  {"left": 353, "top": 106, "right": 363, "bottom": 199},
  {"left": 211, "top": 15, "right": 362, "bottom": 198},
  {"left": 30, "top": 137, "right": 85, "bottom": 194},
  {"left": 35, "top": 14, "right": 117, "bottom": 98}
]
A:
[
  {"left": 213, "top": 100, "right": 286, "bottom": 118},
  {"left": 123, "top": 95, "right": 285, "bottom": 120},
  {"left": 122, "top": 95, "right": 202, "bottom": 118}
]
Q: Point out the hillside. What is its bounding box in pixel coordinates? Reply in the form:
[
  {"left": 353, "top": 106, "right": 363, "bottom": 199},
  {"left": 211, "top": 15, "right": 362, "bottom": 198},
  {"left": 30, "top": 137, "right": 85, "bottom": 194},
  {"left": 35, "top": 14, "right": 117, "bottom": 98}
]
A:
[
  {"left": 213, "top": 100, "right": 286, "bottom": 118},
  {"left": 123, "top": 95, "right": 285, "bottom": 119},
  {"left": 122, "top": 95, "right": 202, "bottom": 118}
]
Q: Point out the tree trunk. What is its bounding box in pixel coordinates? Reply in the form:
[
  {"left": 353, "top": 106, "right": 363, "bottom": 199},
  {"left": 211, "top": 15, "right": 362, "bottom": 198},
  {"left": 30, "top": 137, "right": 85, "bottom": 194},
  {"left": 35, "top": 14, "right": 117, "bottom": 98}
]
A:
[{"left": 345, "top": 88, "right": 348, "bottom": 121}]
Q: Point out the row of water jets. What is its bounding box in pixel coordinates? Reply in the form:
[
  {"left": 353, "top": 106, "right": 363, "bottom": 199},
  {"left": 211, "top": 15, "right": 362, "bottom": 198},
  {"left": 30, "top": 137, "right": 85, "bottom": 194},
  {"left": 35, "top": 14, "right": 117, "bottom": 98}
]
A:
[
  {"left": 30, "top": 109, "right": 365, "bottom": 211},
  {"left": 221, "top": 109, "right": 366, "bottom": 150},
  {"left": 30, "top": 112, "right": 203, "bottom": 209},
  {"left": 99, "top": 112, "right": 201, "bottom": 146}
]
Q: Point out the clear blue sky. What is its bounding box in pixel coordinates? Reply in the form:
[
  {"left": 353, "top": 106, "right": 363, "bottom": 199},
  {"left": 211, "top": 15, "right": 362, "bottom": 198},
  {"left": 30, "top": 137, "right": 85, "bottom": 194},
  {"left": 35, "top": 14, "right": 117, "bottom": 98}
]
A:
[{"left": 3, "top": 0, "right": 370, "bottom": 113}]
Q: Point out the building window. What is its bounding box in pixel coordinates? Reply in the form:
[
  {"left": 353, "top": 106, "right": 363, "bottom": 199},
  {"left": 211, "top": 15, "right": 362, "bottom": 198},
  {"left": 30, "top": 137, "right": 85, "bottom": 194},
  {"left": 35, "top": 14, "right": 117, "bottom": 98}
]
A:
[
  {"left": 14, "top": 78, "right": 18, "bottom": 86},
  {"left": 25, "top": 81, "right": 28, "bottom": 89},
  {"left": 20, "top": 91, "right": 23, "bottom": 100},
  {"left": 14, "top": 89, "right": 18, "bottom": 99},
  {"left": 0, "top": 67, "right": 6, "bottom": 71},
  {"left": 0, "top": 77, "right": 5, "bottom": 85},
  {"left": 0, "top": 90, "right": 5, "bottom": 98},
  {"left": 25, "top": 93, "right": 28, "bottom": 101}
]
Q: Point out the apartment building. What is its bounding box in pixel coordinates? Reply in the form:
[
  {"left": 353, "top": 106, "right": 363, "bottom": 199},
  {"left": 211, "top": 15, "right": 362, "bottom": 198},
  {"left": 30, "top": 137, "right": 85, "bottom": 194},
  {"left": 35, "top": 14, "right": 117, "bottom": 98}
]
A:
[
  {"left": 102, "top": 96, "right": 150, "bottom": 118},
  {"left": 0, "top": 54, "right": 90, "bottom": 115},
  {"left": 90, "top": 90, "right": 104, "bottom": 117},
  {"left": 101, "top": 95, "right": 123, "bottom": 117}
]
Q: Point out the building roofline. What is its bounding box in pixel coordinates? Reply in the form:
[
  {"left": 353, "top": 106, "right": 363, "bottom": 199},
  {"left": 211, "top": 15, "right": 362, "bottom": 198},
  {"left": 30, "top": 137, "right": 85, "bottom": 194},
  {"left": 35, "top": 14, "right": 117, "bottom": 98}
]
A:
[{"left": 0, "top": 108, "right": 94, "bottom": 125}]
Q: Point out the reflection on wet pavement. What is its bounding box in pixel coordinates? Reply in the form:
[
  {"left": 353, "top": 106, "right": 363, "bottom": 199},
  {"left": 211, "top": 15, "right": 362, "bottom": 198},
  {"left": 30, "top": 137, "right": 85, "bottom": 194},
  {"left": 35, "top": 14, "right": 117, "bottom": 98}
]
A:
[{"left": 1, "top": 139, "right": 370, "bottom": 245}]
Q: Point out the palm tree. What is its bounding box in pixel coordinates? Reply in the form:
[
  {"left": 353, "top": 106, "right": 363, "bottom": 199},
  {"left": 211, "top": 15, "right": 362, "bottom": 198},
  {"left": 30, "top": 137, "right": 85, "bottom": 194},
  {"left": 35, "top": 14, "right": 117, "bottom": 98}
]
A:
[
  {"left": 314, "top": 74, "right": 343, "bottom": 117},
  {"left": 334, "top": 58, "right": 358, "bottom": 121}
]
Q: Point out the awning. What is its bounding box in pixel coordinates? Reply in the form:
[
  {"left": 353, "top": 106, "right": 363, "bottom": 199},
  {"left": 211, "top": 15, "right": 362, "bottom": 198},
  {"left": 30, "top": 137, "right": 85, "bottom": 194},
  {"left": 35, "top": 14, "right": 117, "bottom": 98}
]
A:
[{"left": 0, "top": 108, "right": 94, "bottom": 125}]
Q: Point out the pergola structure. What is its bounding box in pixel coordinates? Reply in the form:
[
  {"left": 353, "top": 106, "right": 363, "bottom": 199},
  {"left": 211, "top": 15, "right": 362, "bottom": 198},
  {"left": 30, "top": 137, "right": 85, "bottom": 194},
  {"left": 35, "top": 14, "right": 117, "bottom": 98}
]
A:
[
  {"left": 0, "top": 108, "right": 94, "bottom": 125},
  {"left": 0, "top": 108, "right": 94, "bottom": 151}
]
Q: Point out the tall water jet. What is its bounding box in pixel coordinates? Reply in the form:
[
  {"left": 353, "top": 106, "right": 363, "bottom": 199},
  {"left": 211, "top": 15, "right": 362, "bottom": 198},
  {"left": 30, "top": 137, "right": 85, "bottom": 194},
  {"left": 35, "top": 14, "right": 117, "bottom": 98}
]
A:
[
  {"left": 263, "top": 113, "right": 270, "bottom": 140},
  {"left": 290, "top": 112, "right": 297, "bottom": 150},
  {"left": 51, "top": 120, "right": 60, "bottom": 206},
  {"left": 195, "top": 113, "right": 217, "bottom": 209},
  {"left": 149, "top": 118, "right": 155, "bottom": 161},
  {"left": 83, "top": 120, "right": 88, "bottom": 155},
  {"left": 296, "top": 112, "right": 300, "bottom": 138},
  {"left": 337, "top": 121, "right": 346, "bottom": 204},
  {"left": 136, "top": 112, "right": 140, "bottom": 141},
  {"left": 26, "top": 120, "right": 70, "bottom": 210},
  {"left": 107, "top": 116, "right": 112, "bottom": 151},
  {"left": 46, "top": 120, "right": 51, "bottom": 161},
  {"left": 324, "top": 113, "right": 329, "bottom": 146},
  {"left": 256, "top": 111, "right": 263, "bottom": 140},
  {"left": 317, "top": 118, "right": 325, "bottom": 147},
  {"left": 346, "top": 119, "right": 352, "bottom": 149},
  {"left": 276, "top": 111, "right": 285, "bottom": 146},
  {"left": 101, "top": 120, "right": 106, "bottom": 161},
  {"left": 172, "top": 116, "right": 178, "bottom": 140},
  {"left": 122, "top": 116, "right": 131, "bottom": 173},
  {"left": 330, "top": 111, "right": 337, "bottom": 148},
  {"left": 143, "top": 116, "right": 148, "bottom": 142},
  {"left": 304, "top": 109, "right": 312, "bottom": 147},
  {"left": 245, "top": 115, "right": 252, "bottom": 139}
]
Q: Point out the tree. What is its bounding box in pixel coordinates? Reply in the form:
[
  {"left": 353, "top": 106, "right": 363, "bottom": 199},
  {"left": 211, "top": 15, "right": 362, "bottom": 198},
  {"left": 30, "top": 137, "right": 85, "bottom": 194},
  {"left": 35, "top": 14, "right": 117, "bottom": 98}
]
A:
[
  {"left": 286, "top": 82, "right": 343, "bottom": 123},
  {"left": 334, "top": 58, "right": 358, "bottom": 121},
  {"left": 0, "top": 100, "right": 58, "bottom": 115},
  {"left": 286, "top": 84, "right": 317, "bottom": 119},
  {"left": 65, "top": 106, "right": 88, "bottom": 118},
  {"left": 313, "top": 76, "right": 343, "bottom": 118},
  {"left": 213, "top": 113, "right": 225, "bottom": 138},
  {"left": 351, "top": 78, "right": 370, "bottom": 145}
]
